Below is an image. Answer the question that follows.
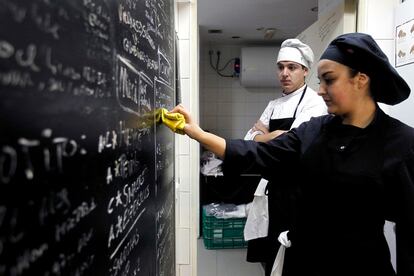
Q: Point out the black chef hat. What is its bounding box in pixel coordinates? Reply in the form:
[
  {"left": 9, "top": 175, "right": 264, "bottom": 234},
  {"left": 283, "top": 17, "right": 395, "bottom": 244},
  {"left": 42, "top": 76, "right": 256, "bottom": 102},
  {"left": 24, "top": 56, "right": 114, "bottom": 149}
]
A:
[{"left": 320, "top": 32, "right": 410, "bottom": 105}]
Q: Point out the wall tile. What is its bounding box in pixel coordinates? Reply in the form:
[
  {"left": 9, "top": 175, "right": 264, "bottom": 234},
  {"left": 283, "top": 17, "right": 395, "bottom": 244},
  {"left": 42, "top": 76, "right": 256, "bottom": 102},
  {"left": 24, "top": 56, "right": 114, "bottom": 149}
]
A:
[
  {"left": 178, "top": 3, "right": 190, "bottom": 40},
  {"left": 232, "top": 102, "right": 247, "bottom": 116},
  {"left": 179, "top": 264, "right": 192, "bottom": 276},
  {"left": 234, "top": 130, "right": 248, "bottom": 139},
  {"left": 217, "top": 116, "right": 232, "bottom": 130},
  {"left": 177, "top": 228, "right": 190, "bottom": 264},
  {"left": 204, "top": 60, "right": 218, "bottom": 75},
  {"left": 245, "top": 90, "right": 269, "bottom": 103},
  {"left": 233, "top": 116, "right": 251, "bottom": 134},
  {"left": 366, "top": 0, "right": 395, "bottom": 39},
  {"left": 218, "top": 76, "right": 234, "bottom": 88},
  {"left": 246, "top": 115, "right": 260, "bottom": 128},
  {"left": 216, "top": 129, "right": 232, "bottom": 138},
  {"left": 243, "top": 102, "right": 267, "bottom": 116},
  {"left": 217, "top": 88, "right": 232, "bottom": 102},
  {"left": 217, "top": 103, "right": 233, "bottom": 116},
  {"left": 178, "top": 135, "right": 190, "bottom": 155},
  {"left": 376, "top": 39, "right": 395, "bottom": 67},
  {"left": 230, "top": 89, "right": 246, "bottom": 103},
  {"left": 204, "top": 74, "right": 220, "bottom": 88},
  {"left": 179, "top": 191, "right": 190, "bottom": 227},
  {"left": 179, "top": 156, "right": 190, "bottom": 192},
  {"left": 179, "top": 39, "right": 190, "bottom": 78},
  {"left": 180, "top": 78, "right": 190, "bottom": 108},
  {"left": 201, "top": 88, "right": 218, "bottom": 103},
  {"left": 201, "top": 116, "right": 218, "bottom": 130},
  {"left": 200, "top": 44, "right": 280, "bottom": 139},
  {"left": 202, "top": 103, "right": 218, "bottom": 116},
  {"left": 231, "top": 79, "right": 242, "bottom": 89}
]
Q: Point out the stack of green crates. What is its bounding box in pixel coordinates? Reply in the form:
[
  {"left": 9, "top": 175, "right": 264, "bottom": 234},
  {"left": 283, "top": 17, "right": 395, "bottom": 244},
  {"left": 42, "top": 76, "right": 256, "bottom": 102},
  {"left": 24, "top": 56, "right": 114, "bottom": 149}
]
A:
[{"left": 202, "top": 207, "right": 247, "bottom": 249}]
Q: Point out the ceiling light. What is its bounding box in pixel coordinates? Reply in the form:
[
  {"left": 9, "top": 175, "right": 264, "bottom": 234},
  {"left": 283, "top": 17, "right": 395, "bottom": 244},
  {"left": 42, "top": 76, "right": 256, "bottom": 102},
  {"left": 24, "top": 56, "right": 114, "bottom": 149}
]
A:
[
  {"left": 208, "top": 29, "right": 223, "bottom": 34},
  {"left": 264, "top": 28, "right": 276, "bottom": 40}
]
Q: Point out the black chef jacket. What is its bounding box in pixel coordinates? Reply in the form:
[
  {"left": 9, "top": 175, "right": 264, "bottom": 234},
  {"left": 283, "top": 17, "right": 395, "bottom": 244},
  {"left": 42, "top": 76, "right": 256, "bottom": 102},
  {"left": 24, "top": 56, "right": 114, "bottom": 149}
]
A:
[{"left": 223, "top": 107, "right": 414, "bottom": 276}]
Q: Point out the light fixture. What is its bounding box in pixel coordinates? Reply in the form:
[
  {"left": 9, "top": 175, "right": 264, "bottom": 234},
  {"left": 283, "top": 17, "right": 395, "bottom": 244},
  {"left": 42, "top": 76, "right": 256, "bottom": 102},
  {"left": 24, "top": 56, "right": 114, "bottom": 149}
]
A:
[
  {"left": 208, "top": 29, "right": 223, "bottom": 34},
  {"left": 264, "top": 28, "right": 276, "bottom": 40}
]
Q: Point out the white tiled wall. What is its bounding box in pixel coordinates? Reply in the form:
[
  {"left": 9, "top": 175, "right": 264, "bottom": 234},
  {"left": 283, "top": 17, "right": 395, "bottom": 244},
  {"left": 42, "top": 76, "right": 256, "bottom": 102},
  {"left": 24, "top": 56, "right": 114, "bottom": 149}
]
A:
[
  {"left": 176, "top": 2, "right": 198, "bottom": 276},
  {"left": 195, "top": 43, "right": 279, "bottom": 275},
  {"left": 200, "top": 44, "right": 281, "bottom": 139}
]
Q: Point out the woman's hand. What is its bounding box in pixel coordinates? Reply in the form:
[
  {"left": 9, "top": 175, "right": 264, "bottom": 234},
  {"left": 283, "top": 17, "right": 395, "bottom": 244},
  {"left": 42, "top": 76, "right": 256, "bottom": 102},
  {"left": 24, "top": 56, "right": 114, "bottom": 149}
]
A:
[
  {"left": 169, "top": 104, "right": 226, "bottom": 159},
  {"left": 170, "top": 104, "right": 203, "bottom": 140}
]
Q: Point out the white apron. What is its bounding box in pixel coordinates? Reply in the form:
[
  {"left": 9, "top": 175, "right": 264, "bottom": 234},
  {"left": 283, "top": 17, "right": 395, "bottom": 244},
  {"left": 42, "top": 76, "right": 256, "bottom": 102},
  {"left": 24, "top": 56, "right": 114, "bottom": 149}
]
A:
[{"left": 244, "top": 178, "right": 269, "bottom": 241}]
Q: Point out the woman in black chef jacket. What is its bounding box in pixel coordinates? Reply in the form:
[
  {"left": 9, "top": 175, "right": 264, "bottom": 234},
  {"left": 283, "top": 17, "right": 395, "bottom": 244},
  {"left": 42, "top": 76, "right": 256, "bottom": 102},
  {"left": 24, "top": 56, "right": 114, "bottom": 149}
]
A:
[{"left": 170, "top": 32, "right": 414, "bottom": 276}]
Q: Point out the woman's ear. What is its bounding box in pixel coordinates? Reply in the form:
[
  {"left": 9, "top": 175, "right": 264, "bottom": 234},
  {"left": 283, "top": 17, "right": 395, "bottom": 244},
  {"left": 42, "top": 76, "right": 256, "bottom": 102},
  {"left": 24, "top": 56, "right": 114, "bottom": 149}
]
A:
[{"left": 357, "top": 72, "right": 370, "bottom": 90}]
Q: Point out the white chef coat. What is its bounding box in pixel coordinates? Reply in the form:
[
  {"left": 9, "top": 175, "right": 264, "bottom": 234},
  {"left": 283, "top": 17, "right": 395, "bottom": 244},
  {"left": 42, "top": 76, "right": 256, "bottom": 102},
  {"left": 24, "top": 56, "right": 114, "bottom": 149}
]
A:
[
  {"left": 244, "top": 85, "right": 327, "bottom": 140},
  {"left": 243, "top": 84, "right": 327, "bottom": 241}
]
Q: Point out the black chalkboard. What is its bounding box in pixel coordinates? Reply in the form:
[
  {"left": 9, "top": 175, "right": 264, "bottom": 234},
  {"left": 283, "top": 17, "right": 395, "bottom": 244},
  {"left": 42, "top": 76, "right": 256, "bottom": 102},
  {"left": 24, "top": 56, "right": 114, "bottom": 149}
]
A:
[{"left": 0, "top": 0, "right": 176, "bottom": 275}]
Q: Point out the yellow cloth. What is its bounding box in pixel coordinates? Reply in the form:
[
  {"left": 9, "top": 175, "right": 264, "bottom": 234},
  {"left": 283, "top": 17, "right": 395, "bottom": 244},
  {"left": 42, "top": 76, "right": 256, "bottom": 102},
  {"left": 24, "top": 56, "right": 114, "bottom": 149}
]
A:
[{"left": 155, "top": 108, "right": 186, "bottom": 134}]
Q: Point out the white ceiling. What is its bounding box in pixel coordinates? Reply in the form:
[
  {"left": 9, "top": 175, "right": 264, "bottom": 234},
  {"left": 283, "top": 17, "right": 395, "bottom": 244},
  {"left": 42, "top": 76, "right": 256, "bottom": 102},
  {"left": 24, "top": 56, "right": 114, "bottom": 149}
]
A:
[{"left": 198, "top": 0, "right": 319, "bottom": 45}]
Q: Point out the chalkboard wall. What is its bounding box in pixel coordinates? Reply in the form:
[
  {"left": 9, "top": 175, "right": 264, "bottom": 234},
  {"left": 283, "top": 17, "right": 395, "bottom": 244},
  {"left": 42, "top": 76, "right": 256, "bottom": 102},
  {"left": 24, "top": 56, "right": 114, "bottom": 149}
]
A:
[{"left": 0, "top": 0, "right": 176, "bottom": 275}]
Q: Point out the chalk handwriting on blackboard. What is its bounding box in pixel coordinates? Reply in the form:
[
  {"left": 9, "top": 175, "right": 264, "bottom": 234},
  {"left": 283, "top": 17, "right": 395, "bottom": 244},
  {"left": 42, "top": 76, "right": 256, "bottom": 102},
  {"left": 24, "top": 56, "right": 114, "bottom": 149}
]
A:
[
  {"left": 0, "top": 129, "right": 87, "bottom": 184},
  {"left": 55, "top": 198, "right": 97, "bottom": 242},
  {"left": 109, "top": 227, "right": 141, "bottom": 276},
  {"left": 1, "top": 0, "right": 175, "bottom": 274}
]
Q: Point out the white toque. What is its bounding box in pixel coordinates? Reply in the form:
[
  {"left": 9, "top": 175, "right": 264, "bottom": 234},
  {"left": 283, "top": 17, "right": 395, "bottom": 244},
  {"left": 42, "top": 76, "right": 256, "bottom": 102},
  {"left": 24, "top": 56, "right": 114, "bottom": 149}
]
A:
[{"left": 277, "top": 38, "right": 314, "bottom": 69}]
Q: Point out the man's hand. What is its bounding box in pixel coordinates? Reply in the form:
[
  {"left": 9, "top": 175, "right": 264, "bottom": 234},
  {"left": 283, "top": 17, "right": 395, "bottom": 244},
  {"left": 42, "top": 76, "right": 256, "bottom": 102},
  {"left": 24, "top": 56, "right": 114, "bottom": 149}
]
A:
[
  {"left": 254, "top": 129, "right": 287, "bottom": 142},
  {"left": 252, "top": 120, "right": 269, "bottom": 134}
]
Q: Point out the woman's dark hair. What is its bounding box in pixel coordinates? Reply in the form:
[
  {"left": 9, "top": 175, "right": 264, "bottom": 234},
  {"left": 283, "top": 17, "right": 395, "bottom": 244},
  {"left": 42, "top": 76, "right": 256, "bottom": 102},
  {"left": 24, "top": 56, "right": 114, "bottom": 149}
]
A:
[{"left": 348, "top": 68, "right": 358, "bottom": 78}]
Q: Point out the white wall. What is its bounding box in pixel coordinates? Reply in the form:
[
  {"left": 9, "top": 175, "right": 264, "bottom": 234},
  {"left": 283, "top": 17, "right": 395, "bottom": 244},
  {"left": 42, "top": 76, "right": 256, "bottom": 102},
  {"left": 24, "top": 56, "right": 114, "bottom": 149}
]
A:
[
  {"left": 389, "top": 0, "right": 414, "bottom": 126},
  {"left": 175, "top": 1, "right": 199, "bottom": 276},
  {"left": 196, "top": 43, "right": 274, "bottom": 276},
  {"left": 297, "top": 0, "right": 357, "bottom": 91},
  {"left": 200, "top": 44, "right": 280, "bottom": 139}
]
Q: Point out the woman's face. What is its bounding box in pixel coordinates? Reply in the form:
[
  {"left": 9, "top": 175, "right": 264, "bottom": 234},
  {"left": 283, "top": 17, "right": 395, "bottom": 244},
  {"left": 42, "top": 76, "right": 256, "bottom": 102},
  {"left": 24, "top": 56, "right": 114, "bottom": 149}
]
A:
[{"left": 317, "top": 59, "right": 360, "bottom": 115}]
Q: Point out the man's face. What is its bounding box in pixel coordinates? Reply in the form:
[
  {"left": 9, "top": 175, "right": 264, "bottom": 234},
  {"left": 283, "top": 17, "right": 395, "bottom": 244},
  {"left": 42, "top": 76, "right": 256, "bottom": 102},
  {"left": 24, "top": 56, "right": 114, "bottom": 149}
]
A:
[{"left": 277, "top": 61, "right": 308, "bottom": 93}]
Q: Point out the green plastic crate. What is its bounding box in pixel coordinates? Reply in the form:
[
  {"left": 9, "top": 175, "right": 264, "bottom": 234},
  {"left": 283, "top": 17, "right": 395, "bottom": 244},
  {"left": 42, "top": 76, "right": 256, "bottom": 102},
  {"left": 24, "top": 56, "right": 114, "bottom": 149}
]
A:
[{"left": 202, "top": 208, "right": 247, "bottom": 249}]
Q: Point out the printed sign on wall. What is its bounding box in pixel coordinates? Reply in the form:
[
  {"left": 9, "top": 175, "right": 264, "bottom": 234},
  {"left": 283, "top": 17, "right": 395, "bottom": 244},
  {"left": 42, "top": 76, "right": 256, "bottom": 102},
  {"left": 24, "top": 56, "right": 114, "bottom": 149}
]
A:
[{"left": 395, "top": 18, "right": 414, "bottom": 67}]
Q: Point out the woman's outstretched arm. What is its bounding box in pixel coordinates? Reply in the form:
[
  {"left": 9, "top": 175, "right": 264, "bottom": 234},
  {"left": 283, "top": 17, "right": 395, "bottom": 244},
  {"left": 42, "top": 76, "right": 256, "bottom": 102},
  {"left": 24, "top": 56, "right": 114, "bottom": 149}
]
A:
[{"left": 170, "top": 104, "right": 226, "bottom": 159}]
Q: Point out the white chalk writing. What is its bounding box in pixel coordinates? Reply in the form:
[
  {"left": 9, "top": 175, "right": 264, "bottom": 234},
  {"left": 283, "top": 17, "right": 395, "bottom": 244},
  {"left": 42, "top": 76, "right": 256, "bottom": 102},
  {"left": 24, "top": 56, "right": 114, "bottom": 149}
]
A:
[
  {"left": 9, "top": 243, "right": 48, "bottom": 276},
  {"left": 0, "top": 129, "right": 88, "bottom": 184},
  {"left": 55, "top": 198, "right": 97, "bottom": 242}
]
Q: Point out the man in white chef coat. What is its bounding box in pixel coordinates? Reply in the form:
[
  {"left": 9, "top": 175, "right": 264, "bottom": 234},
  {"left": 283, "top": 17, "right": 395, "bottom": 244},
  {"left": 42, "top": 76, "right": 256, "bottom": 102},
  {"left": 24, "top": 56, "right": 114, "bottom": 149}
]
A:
[{"left": 243, "top": 38, "right": 327, "bottom": 276}]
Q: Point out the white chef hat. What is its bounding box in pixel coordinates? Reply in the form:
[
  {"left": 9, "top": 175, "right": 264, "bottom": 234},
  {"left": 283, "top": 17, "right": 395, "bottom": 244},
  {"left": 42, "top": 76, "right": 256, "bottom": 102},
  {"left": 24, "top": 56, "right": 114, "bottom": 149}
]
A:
[{"left": 276, "top": 38, "right": 314, "bottom": 69}]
